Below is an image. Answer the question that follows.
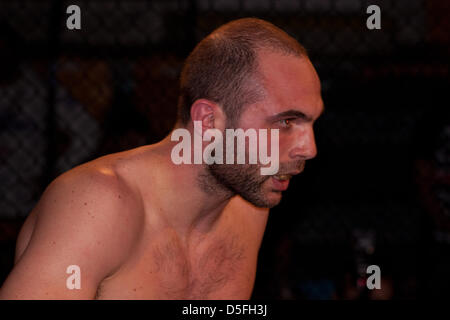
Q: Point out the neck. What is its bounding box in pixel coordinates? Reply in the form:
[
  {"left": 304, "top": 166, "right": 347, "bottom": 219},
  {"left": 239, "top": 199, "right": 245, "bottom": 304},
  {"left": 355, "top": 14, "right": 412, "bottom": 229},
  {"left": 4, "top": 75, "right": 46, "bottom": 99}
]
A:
[{"left": 145, "top": 133, "right": 235, "bottom": 241}]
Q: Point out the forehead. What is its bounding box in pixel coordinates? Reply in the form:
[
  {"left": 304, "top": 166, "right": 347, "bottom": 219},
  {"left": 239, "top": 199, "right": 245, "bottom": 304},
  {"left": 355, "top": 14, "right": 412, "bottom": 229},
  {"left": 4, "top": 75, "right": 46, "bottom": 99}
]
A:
[{"left": 252, "top": 50, "right": 323, "bottom": 120}]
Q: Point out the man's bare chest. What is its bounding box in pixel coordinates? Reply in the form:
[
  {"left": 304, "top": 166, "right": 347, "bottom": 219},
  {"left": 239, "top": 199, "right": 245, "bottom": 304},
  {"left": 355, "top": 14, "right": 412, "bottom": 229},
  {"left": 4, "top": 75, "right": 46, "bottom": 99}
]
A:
[{"left": 95, "top": 230, "right": 259, "bottom": 299}]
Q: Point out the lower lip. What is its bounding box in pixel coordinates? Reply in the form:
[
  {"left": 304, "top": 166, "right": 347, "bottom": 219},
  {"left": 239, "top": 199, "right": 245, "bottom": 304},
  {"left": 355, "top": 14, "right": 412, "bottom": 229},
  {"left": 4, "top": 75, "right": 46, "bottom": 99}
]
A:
[{"left": 271, "top": 176, "right": 290, "bottom": 191}]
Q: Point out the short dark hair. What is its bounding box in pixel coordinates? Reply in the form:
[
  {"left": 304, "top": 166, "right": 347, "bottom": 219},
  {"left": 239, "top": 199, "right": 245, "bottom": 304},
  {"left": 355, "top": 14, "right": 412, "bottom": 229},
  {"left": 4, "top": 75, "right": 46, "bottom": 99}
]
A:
[{"left": 177, "top": 17, "right": 308, "bottom": 126}]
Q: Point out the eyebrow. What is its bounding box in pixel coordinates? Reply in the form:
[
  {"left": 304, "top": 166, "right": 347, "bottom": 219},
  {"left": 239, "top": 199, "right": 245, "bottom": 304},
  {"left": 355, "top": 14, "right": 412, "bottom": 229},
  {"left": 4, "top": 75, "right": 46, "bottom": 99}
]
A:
[{"left": 267, "top": 109, "right": 313, "bottom": 122}]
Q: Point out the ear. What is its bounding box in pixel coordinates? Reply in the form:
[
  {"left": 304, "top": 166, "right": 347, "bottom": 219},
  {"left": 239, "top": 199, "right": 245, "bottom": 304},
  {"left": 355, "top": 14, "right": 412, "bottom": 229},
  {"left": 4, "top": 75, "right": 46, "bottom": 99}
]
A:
[{"left": 190, "top": 99, "right": 226, "bottom": 132}]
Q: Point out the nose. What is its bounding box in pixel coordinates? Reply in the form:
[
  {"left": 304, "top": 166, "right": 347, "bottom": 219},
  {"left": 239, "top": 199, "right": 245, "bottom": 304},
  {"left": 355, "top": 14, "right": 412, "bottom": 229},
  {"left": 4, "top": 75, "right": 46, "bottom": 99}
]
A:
[{"left": 288, "top": 126, "right": 317, "bottom": 160}]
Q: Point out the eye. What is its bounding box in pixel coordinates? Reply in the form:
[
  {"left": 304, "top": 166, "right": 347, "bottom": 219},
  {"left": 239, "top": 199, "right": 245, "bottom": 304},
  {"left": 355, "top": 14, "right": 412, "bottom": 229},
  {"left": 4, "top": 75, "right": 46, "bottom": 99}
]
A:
[{"left": 279, "top": 118, "right": 292, "bottom": 127}]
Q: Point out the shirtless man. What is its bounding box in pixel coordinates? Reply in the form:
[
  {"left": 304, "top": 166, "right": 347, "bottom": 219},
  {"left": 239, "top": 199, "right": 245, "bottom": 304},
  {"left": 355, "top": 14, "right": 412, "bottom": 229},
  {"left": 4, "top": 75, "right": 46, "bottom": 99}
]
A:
[{"left": 0, "top": 18, "right": 323, "bottom": 299}]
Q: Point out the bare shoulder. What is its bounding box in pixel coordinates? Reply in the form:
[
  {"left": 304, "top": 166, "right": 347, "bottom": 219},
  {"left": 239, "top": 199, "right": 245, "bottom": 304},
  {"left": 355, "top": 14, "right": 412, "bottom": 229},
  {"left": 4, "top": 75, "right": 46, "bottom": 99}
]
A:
[
  {"left": 0, "top": 154, "right": 145, "bottom": 299},
  {"left": 36, "top": 154, "right": 145, "bottom": 246},
  {"left": 18, "top": 146, "right": 152, "bottom": 261},
  {"left": 44, "top": 156, "right": 140, "bottom": 217},
  {"left": 19, "top": 154, "right": 146, "bottom": 265}
]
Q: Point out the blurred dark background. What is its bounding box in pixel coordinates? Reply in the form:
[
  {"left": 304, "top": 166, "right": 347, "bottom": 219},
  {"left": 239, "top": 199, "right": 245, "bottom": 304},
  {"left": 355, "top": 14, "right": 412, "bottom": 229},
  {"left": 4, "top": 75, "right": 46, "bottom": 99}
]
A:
[{"left": 0, "top": 0, "right": 449, "bottom": 299}]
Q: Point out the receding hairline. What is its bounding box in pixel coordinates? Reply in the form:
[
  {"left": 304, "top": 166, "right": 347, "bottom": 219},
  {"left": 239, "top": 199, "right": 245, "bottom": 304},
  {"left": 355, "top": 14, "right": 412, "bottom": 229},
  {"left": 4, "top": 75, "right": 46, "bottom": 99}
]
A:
[
  {"left": 176, "top": 18, "right": 310, "bottom": 126},
  {"left": 207, "top": 18, "right": 309, "bottom": 91},
  {"left": 255, "top": 47, "right": 317, "bottom": 83},
  {"left": 209, "top": 18, "right": 308, "bottom": 56}
]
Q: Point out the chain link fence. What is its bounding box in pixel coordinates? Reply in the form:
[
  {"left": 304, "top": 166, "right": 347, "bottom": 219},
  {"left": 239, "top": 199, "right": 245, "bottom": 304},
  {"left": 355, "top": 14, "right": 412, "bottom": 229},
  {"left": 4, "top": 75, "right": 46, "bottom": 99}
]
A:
[{"left": 0, "top": 0, "right": 449, "bottom": 299}]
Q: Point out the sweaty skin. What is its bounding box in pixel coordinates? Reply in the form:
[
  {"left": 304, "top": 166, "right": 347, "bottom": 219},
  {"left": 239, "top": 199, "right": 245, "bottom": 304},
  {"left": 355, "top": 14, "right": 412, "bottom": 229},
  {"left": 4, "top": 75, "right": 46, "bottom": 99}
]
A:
[{"left": 0, "top": 51, "right": 323, "bottom": 299}]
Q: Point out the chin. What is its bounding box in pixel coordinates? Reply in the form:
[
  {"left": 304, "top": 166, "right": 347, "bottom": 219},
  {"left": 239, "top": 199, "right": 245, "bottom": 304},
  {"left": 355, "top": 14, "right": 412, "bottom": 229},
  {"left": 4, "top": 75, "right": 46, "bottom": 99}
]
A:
[
  {"left": 265, "top": 190, "right": 283, "bottom": 208},
  {"left": 247, "top": 188, "right": 283, "bottom": 209}
]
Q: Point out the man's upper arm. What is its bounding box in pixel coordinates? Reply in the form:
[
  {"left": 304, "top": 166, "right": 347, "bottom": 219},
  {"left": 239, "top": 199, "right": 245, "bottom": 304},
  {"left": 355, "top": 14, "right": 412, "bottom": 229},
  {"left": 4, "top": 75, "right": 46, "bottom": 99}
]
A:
[{"left": 0, "top": 168, "right": 140, "bottom": 299}]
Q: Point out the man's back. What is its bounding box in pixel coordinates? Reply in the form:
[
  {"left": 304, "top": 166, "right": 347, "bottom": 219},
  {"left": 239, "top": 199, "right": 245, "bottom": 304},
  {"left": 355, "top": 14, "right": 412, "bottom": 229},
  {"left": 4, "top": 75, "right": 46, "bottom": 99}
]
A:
[{"left": 0, "top": 146, "right": 268, "bottom": 299}]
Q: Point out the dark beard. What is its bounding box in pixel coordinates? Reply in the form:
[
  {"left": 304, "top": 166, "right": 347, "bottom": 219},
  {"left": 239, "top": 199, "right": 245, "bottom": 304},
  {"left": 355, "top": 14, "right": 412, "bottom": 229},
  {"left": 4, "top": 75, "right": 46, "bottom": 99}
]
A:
[
  {"left": 195, "top": 160, "right": 277, "bottom": 208},
  {"left": 196, "top": 120, "right": 273, "bottom": 207},
  {"left": 209, "top": 162, "right": 272, "bottom": 207},
  {"left": 195, "top": 120, "right": 304, "bottom": 208},
  {"left": 197, "top": 159, "right": 305, "bottom": 208}
]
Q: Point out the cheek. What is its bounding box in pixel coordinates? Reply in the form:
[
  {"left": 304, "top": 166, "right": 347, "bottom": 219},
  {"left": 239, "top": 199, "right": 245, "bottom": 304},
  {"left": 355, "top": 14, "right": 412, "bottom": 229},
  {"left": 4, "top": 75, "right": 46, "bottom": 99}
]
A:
[
  {"left": 276, "top": 130, "right": 303, "bottom": 161},
  {"left": 278, "top": 133, "right": 294, "bottom": 157},
  {"left": 278, "top": 136, "right": 289, "bottom": 149},
  {"left": 280, "top": 126, "right": 308, "bottom": 151}
]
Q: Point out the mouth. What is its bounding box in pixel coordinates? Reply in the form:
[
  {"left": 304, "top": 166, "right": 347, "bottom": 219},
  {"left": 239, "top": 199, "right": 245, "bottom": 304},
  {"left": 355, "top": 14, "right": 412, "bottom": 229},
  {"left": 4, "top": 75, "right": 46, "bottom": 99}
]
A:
[
  {"left": 273, "top": 174, "right": 293, "bottom": 181},
  {"left": 271, "top": 175, "right": 290, "bottom": 191},
  {"left": 270, "top": 169, "right": 303, "bottom": 191},
  {"left": 271, "top": 173, "right": 294, "bottom": 191}
]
